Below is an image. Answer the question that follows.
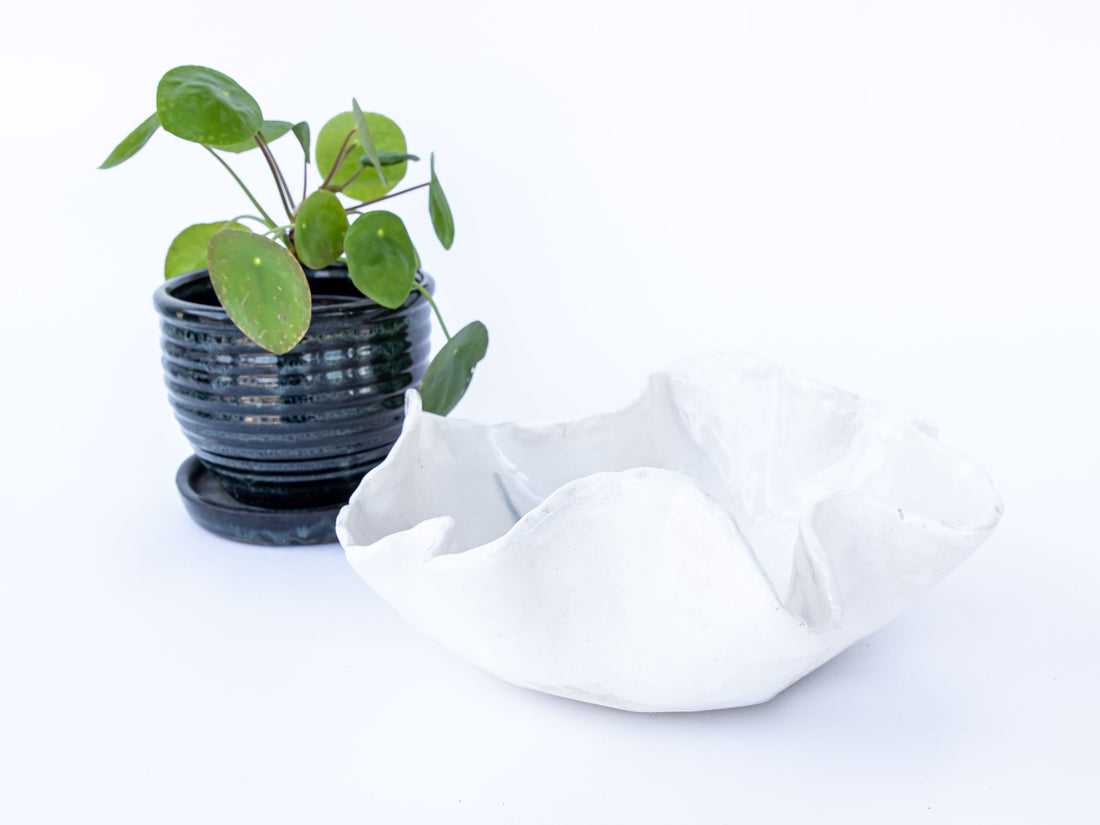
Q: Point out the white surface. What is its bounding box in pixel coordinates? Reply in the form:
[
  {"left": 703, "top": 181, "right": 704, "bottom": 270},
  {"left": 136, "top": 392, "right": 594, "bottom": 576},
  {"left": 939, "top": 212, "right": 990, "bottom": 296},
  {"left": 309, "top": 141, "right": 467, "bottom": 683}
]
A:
[
  {"left": 2, "top": 0, "right": 1098, "bottom": 821},
  {"left": 339, "top": 356, "right": 1003, "bottom": 711}
]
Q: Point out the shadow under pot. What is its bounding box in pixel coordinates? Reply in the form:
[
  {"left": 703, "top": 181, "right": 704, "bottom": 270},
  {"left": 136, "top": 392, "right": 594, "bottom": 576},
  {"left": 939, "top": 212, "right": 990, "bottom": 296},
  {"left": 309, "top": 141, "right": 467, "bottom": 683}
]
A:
[{"left": 153, "top": 264, "right": 434, "bottom": 545}]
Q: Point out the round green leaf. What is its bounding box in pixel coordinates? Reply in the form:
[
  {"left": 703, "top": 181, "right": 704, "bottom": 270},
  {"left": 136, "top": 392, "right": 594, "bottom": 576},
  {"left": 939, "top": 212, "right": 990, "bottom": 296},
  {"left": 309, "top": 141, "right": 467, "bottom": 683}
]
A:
[
  {"left": 165, "top": 220, "right": 249, "bottom": 279},
  {"left": 98, "top": 113, "right": 159, "bottom": 169},
  {"left": 213, "top": 120, "right": 293, "bottom": 153},
  {"left": 206, "top": 230, "right": 310, "bottom": 355},
  {"left": 428, "top": 153, "right": 455, "bottom": 250},
  {"left": 316, "top": 111, "right": 406, "bottom": 201},
  {"left": 294, "top": 190, "right": 349, "bottom": 269},
  {"left": 344, "top": 211, "right": 416, "bottom": 308},
  {"left": 156, "top": 66, "right": 262, "bottom": 146},
  {"left": 418, "top": 322, "right": 489, "bottom": 416}
]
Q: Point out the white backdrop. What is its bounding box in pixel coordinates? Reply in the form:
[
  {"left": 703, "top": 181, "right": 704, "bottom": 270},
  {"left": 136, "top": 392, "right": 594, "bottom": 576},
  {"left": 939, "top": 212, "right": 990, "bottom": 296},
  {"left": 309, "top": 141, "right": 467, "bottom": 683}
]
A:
[{"left": 2, "top": 1, "right": 1097, "bottom": 822}]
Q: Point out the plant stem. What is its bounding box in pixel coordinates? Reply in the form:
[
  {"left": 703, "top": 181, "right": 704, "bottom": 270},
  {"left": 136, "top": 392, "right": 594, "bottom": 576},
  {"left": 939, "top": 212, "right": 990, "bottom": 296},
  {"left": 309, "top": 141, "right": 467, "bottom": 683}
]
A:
[
  {"left": 255, "top": 135, "right": 294, "bottom": 219},
  {"left": 262, "top": 222, "right": 296, "bottom": 237},
  {"left": 225, "top": 214, "right": 270, "bottom": 229},
  {"left": 269, "top": 140, "right": 295, "bottom": 210},
  {"left": 332, "top": 135, "right": 359, "bottom": 177},
  {"left": 332, "top": 163, "right": 367, "bottom": 193},
  {"left": 321, "top": 129, "right": 356, "bottom": 190},
  {"left": 413, "top": 280, "right": 451, "bottom": 340},
  {"left": 203, "top": 146, "right": 277, "bottom": 229},
  {"left": 344, "top": 182, "right": 430, "bottom": 213}
]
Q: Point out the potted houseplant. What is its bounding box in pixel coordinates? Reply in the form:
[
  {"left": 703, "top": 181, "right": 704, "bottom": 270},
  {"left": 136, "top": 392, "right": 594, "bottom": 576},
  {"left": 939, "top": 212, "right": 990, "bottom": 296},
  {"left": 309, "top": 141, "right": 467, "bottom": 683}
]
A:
[{"left": 100, "top": 65, "right": 488, "bottom": 545}]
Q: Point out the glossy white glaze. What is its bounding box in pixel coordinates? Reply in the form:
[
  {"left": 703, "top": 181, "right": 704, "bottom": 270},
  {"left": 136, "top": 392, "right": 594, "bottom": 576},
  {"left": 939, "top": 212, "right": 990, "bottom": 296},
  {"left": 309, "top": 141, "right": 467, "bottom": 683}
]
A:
[{"left": 337, "top": 354, "right": 1003, "bottom": 712}]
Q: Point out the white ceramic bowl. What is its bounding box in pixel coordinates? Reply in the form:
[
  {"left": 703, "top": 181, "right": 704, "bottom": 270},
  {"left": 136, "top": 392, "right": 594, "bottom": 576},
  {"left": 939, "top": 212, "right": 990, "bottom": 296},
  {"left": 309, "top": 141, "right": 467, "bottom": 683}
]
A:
[{"left": 337, "top": 353, "right": 1003, "bottom": 712}]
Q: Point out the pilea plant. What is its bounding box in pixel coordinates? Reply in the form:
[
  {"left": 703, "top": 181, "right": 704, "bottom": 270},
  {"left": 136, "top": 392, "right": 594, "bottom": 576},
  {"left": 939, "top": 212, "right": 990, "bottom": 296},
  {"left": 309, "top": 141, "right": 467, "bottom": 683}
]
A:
[{"left": 100, "top": 64, "right": 487, "bottom": 416}]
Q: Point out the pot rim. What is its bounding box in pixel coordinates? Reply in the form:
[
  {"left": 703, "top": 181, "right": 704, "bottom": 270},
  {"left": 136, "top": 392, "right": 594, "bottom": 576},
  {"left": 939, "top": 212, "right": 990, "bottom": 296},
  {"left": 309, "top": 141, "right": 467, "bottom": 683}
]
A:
[{"left": 153, "top": 263, "right": 435, "bottom": 321}]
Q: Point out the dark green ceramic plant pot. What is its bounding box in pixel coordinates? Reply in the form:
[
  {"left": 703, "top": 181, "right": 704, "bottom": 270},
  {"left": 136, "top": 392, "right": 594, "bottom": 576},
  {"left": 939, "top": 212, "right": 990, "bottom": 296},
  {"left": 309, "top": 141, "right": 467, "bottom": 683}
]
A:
[{"left": 153, "top": 264, "right": 433, "bottom": 545}]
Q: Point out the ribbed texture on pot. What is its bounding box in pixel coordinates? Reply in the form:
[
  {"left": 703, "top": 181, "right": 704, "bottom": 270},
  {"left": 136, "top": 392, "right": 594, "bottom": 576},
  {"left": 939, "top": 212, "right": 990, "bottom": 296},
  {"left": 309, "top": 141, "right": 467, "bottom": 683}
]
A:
[{"left": 154, "top": 265, "right": 434, "bottom": 509}]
